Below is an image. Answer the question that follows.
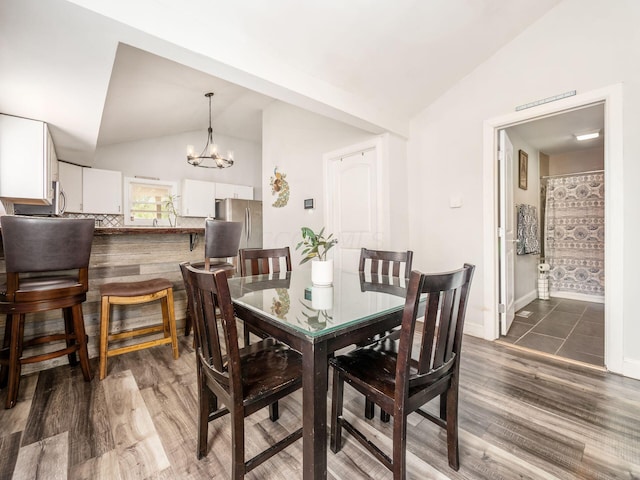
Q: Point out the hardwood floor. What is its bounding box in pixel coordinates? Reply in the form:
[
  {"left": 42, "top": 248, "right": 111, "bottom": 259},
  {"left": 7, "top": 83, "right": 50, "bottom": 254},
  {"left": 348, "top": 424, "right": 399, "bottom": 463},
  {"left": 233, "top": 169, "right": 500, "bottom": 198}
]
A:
[{"left": 2, "top": 333, "right": 640, "bottom": 479}]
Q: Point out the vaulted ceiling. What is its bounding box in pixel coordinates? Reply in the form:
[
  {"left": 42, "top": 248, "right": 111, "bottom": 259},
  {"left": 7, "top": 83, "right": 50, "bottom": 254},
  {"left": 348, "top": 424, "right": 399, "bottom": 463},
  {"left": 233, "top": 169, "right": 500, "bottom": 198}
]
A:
[{"left": 0, "top": 0, "right": 565, "bottom": 165}]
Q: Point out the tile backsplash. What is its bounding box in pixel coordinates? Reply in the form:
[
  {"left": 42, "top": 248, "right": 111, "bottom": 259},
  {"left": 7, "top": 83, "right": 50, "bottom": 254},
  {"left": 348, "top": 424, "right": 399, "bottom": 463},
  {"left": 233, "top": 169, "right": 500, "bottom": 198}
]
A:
[{"left": 62, "top": 213, "right": 206, "bottom": 228}]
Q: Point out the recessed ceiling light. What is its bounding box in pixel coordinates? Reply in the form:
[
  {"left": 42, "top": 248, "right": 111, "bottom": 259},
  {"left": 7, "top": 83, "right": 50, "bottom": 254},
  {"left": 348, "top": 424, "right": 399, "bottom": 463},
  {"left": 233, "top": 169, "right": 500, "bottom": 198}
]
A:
[{"left": 574, "top": 130, "right": 600, "bottom": 141}]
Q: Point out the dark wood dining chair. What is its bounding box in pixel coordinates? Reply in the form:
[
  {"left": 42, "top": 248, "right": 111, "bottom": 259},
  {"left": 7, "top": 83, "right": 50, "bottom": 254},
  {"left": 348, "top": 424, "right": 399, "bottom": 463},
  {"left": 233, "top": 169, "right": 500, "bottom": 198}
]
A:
[
  {"left": 0, "top": 216, "right": 95, "bottom": 408},
  {"left": 359, "top": 247, "right": 413, "bottom": 421},
  {"left": 330, "top": 264, "right": 475, "bottom": 478},
  {"left": 238, "top": 247, "right": 291, "bottom": 346},
  {"left": 359, "top": 247, "right": 413, "bottom": 279},
  {"left": 179, "top": 262, "right": 302, "bottom": 479},
  {"left": 238, "top": 246, "right": 292, "bottom": 277},
  {"left": 185, "top": 219, "right": 243, "bottom": 336}
]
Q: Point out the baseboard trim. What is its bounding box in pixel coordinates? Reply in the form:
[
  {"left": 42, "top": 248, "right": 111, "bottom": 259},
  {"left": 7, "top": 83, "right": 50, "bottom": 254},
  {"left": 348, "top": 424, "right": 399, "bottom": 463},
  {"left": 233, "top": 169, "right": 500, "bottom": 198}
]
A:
[
  {"left": 622, "top": 358, "right": 640, "bottom": 380},
  {"left": 464, "top": 322, "right": 485, "bottom": 338},
  {"left": 515, "top": 290, "right": 538, "bottom": 312},
  {"left": 551, "top": 291, "right": 604, "bottom": 304}
]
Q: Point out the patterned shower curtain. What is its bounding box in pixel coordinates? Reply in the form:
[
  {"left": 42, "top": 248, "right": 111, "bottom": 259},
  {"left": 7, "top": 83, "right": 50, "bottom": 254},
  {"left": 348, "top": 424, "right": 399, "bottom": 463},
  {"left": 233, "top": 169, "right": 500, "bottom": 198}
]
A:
[{"left": 544, "top": 172, "right": 604, "bottom": 297}]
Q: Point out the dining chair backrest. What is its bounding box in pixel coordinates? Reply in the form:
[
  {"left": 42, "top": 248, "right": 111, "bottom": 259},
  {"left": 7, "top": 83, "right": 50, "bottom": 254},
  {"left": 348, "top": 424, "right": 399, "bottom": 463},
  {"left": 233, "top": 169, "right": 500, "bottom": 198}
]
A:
[
  {"left": 181, "top": 262, "right": 240, "bottom": 387},
  {"left": 358, "top": 272, "right": 407, "bottom": 298},
  {"left": 1, "top": 216, "right": 95, "bottom": 302},
  {"left": 203, "top": 219, "right": 243, "bottom": 270},
  {"left": 358, "top": 248, "right": 413, "bottom": 279},
  {"left": 397, "top": 263, "right": 475, "bottom": 393},
  {"left": 2, "top": 216, "right": 94, "bottom": 274},
  {"left": 238, "top": 247, "right": 292, "bottom": 276}
]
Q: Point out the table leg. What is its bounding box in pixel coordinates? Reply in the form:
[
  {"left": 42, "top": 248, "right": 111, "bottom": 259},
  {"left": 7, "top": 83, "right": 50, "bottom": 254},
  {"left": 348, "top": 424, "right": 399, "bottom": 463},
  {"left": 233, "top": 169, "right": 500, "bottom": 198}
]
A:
[{"left": 302, "top": 340, "right": 328, "bottom": 480}]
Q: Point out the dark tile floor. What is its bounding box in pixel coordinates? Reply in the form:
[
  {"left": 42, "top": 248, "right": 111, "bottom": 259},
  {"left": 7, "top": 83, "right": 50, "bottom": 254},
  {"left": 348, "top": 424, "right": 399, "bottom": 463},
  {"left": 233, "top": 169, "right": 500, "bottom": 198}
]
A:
[{"left": 501, "top": 297, "right": 604, "bottom": 367}]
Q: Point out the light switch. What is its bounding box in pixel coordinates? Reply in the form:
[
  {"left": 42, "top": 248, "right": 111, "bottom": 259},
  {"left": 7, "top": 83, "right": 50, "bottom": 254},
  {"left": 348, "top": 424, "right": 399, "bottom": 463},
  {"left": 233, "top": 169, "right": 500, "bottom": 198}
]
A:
[{"left": 449, "top": 196, "right": 462, "bottom": 208}]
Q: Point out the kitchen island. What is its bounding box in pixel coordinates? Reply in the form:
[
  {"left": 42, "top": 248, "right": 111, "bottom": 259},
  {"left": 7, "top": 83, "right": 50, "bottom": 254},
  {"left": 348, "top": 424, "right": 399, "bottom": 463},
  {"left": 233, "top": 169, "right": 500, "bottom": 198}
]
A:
[{"left": 0, "top": 226, "right": 205, "bottom": 373}]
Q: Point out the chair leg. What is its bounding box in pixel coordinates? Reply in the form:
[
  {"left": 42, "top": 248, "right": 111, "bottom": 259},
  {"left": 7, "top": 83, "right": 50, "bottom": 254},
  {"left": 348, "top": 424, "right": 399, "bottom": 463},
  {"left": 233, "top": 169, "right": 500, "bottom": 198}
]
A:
[
  {"left": 6, "top": 314, "right": 25, "bottom": 409},
  {"left": 0, "top": 314, "right": 12, "bottom": 389},
  {"left": 71, "top": 304, "right": 92, "bottom": 382},
  {"left": 330, "top": 367, "right": 344, "bottom": 453},
  {"left": 99, "top": 296, "right": 110, "bottom": 380},
  {"left": 243, "top": 322, "right": 250, "bottom": 347},
  {"left": 445, "top": 387, "right": 460, "bottom": 470},
  {"left": 197, "top": 368, "right": 209, "bottom": 459},
  {"left": 184, "top": 305, "right": 192, "bottom": 336},
  {"left": 230, "top": 404, "right": 245, "bottom": 479},
  {"left": 163, "top": 289, "right": 180, "bottom": 360},
  {"left": 392, "top": 409, "right": 408, "bottom": 480},
  {"left": 63, "top": 307, "right": 79, "bottom": 366},
  {"left": 381, "top": 409, "right": 390, "bottom": 423},
  {"left": 269, "top": 401, "right": 279, "bottom": 422},
  {"left": 364, "top": 398, "right": 375, "bottom": 419},
  {"left": 440, "top": 392, "right": 447, "bottom": 420}
]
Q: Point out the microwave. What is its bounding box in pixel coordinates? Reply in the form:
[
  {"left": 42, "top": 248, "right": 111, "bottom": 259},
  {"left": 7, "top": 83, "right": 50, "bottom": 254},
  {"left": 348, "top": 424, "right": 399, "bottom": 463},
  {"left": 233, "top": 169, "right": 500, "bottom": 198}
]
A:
[{"left": 14, "top": 181, "right": 66, "bottom": 216}]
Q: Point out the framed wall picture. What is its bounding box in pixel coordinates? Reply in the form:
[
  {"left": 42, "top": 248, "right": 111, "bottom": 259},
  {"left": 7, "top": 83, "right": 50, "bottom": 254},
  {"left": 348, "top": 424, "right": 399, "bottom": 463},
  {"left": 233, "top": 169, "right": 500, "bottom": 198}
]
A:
[{"left": 518, "top": 149, "right": 528, "bottom": 190}]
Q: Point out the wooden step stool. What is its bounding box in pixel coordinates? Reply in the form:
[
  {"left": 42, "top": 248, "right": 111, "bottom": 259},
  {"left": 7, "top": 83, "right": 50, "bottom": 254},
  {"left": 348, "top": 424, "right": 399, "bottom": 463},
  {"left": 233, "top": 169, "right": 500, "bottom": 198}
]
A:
[{"left": 99, "top": 278, "right": 179, "bottom": 380}]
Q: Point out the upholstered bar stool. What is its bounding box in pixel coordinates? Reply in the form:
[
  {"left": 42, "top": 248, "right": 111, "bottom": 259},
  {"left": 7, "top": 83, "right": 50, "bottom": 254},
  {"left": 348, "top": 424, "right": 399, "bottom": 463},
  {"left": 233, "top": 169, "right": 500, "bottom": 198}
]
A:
[
  {"left": 99, "top": 278, "right": 179, "bottom": 380},
  {"left": 0, "top": 216, "right": 95, "bottom": 409},
  {"left": 184, "top": 219, "right": 243, "bottom": 336}
]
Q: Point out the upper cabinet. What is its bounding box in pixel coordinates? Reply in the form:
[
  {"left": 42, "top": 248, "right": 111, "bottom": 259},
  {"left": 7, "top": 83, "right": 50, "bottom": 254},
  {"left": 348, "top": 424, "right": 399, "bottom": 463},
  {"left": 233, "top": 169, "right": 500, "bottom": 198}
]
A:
[
  {"left": 215, "top": 182, "right": 253, "bottom": 200},
  {"left": 181, "top": 179, "right": 216, "bottom": 218},
  {"left": 82, "top": 168, "right": 122, "bottom": 214},
  {"left": 0, "top": 114, "right": 57, "bottom": 204},
  {"left": 59, "top": 164, "right": 122, "bottom": 214},
  {"left": 58, "top": 161, "right": 83, "bottom": 212}
]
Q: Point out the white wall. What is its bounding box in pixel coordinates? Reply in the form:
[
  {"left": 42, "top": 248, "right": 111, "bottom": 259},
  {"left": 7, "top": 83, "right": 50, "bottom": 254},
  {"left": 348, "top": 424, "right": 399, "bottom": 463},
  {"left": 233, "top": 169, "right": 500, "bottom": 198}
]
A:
[
  {"left": 407, "top": 0, "right": 640, "bottom": 372},
  {"left": 382, "top": 133, "right": 410, "bottom": 252},
  {"left": 262, "top": 101, "right": 374, "bottom": 267},
  {"left": 93, "top": 130, "right": 262, "bottom": 200},
  {"left": 507, "top": 129, "right": 541, "bottom": 308}
]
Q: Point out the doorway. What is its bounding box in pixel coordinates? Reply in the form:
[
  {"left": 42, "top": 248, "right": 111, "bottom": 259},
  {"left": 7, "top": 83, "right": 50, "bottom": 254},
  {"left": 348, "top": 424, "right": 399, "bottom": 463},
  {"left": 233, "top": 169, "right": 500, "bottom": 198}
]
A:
[
  {"left": 482, "top": 84, "right": 624, "bottom": 374},
  {"left": 324, "top": 139, "right": 383, "bottom": 273},
  {"left": 497, "top": 104, "right": 605, "bottom": 367}
]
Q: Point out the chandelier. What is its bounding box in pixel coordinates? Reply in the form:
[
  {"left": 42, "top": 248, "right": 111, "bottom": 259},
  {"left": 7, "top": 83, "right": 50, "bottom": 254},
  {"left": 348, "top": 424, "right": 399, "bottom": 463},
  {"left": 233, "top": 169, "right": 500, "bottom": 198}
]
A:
[{"left": 187, "top": 92, "right": 234, "bottom": 168}]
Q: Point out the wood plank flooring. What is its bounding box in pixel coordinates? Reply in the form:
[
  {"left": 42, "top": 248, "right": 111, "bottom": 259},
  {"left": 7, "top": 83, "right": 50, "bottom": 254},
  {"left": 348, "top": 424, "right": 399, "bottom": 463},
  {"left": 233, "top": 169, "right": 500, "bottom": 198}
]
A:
[{"left": 2, "top": 333, "right": 640, "bottom": 479}]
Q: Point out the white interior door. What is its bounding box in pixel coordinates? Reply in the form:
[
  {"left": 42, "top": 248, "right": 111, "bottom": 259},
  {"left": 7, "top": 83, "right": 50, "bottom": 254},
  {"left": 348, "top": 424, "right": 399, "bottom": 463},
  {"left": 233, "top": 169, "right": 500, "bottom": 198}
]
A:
[
  {"left": 499, "top": 130, "right": 515, "bottom": 334},
  {"left": 327, "top": 148, "right": 379, "bottom": 272}
]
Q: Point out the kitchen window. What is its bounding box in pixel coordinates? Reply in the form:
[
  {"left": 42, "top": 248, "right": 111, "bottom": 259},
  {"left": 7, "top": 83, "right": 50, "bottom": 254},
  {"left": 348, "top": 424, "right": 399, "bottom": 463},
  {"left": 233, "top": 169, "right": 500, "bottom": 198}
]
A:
[{"left": 123, "top": 177, "right": 178, "bottom": 226}]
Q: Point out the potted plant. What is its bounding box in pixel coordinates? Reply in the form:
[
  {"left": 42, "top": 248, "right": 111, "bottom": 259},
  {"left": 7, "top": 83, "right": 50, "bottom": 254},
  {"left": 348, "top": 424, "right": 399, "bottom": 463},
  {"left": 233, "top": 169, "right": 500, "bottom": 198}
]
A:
[
  {"left": 164, "top": 194, "right": 180, "bottom": 227},
  {"left": 296, "top": 226, "right": 338, "bottom": 285}
]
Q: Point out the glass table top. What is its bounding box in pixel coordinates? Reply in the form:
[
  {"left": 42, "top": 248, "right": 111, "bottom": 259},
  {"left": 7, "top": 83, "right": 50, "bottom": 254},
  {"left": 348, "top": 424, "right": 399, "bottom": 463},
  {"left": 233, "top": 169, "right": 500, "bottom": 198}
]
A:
[{"left": 227, "top": 269, "right": 408, "bottom": 338}]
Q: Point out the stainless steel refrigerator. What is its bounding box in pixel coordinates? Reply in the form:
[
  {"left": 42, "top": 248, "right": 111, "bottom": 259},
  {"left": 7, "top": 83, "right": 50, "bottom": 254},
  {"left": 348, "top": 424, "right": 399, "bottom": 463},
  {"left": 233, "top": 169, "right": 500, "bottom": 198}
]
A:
[{"left": 215, "top": 199, "right": 263, "bottom": 249}]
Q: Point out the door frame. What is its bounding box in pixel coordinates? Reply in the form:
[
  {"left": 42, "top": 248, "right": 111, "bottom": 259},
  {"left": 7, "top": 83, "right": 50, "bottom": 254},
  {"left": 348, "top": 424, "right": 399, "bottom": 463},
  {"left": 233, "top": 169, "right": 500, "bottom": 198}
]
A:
[{"left": 482, "top": 84, "right": 623, "bottom": 374}]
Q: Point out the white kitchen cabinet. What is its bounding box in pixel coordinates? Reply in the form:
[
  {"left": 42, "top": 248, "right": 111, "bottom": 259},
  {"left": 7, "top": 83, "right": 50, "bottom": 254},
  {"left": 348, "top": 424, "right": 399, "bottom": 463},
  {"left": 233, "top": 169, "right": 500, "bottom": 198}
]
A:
[
  {"left": 181, "top": 179, "right": 216, "bottom": 217},
  {"left": 58, "top": 161, "right": 83, "bottom": 212},
  {"left": 215, "top": 182, "right": 253, "bottom": 201},
  {"left": 82, "top": 168, "right": 122, "bottom": 214},
  {"left": 0, "top": 114, "right": 56, "bottom": 204},
  {"left": 49, "top": 133, "right": 58, "bottom": 182}
]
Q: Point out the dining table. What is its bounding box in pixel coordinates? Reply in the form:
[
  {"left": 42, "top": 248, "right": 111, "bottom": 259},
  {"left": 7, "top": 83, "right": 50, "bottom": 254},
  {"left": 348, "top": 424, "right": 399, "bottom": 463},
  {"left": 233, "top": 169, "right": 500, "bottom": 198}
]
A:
[{"left": 227, "top": 269, "right": 408, "bottom": 480}]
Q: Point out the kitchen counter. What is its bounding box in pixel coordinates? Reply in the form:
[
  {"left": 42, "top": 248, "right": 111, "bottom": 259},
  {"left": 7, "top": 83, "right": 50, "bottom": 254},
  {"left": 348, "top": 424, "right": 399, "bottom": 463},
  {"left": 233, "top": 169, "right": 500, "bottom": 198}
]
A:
[{"left": 95, "top": 226, "right": 204, "bottom": 235}]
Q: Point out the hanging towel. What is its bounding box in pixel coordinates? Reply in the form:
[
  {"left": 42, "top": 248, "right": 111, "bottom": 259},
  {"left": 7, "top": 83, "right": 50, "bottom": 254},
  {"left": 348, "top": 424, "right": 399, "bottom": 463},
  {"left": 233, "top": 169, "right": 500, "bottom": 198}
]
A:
[{"left": 517, "top": 204, "right": 540, "bottom": 255}]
